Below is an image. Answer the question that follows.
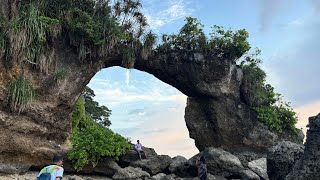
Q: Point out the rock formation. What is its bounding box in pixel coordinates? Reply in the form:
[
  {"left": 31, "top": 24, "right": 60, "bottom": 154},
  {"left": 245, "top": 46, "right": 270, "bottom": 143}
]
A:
[
  {"left": 286, "top": 113, "right": 320, "bottom": 180},
  {"left": 0, "top": 0, "right": 302, "bottom": 173},
  {"left": 267, "top": 141, "right": 304, "bottom": 180}
]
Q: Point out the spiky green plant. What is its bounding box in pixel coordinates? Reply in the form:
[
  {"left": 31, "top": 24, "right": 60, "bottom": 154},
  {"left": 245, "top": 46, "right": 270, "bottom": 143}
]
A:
[
  {"left": 12, "top": 2, "right": 59, "bottom": 72},
  {"left": 54, "top": 68, "right": 68, "bottom": 81},
  {"left": 8, "top": 75, "right": 35, "bottom": 113}
]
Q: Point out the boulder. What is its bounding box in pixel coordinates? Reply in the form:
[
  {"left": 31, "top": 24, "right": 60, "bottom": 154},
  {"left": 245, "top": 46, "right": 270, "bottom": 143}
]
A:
[
  {"left": 189, "top": 147, "right": 244, "bottom": 177},
  {"left": 248, "top": 158, "right": 269, "bottom": 180},
  {"left": 63, "top": 157, "right": 121, "bottom": 177},
  {"left": 267, "top": 141, "right": 304, "bottom": 180},
  {"left": 168, "top": 156, "right": 188, "bottom": 175},
  {"left": 118, "top": 146, "right": 158, "bottom": 166},
  {"left": 152, "top": 173, "right": 167, "bottom": 180},
  {"left": 130, "top": 155, "right": 172, "bottom": 175},
  {"left": 233, "top": 151, "right": 266, "bottom": 167},
  {"left": 286, "top": 113, "right": 320, "bottom": 180},
  {"left": 152, "top": 173, "right": 177, "bottom": 180},
  {"left": 112, "top": 167, "right": 150, "bottom": 180}
]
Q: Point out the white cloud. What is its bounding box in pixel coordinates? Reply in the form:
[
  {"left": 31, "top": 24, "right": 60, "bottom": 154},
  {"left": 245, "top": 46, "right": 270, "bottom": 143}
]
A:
[
  {"left": 94, "top": 87, "right": 186, "bottom": 108},
  {"left": 143, "top": 0, "right": 194, "bottom": 30}
]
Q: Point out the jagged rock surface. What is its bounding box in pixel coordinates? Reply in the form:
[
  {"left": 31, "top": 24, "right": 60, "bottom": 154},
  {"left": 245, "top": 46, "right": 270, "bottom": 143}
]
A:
[
  {"left": 188, "top": 147, "right": 262, "bottom": 179},
  {"left": 267, "top": 141, "right": 304, "bottom": 180},
  {"left": 112, "top": 167, "right": 150, "bottom": 180},
  {"left": 248, "top": 158, "right": 269, "bottom": 180},
  {"left": 286, "top": 113, "right": 320, "bottom": 180}
]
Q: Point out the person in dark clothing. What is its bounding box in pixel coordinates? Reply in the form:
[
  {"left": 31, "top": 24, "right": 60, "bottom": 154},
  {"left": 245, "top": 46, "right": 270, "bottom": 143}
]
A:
[{"left": 196, "top": 155, "right": 207, "bottom": 180}]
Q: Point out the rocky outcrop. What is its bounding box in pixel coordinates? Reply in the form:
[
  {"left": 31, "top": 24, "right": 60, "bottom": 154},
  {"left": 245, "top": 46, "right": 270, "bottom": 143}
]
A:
[
  {"left": 187, "top": 147, "right": 262, "bottom": 179},
  {"left": 248, "top": 158, "right": 269, "bottom": 180},
  {"left": 118, "top": 146, "right": 171, "bottom": 175},
  {"left": 168, "top": 156, "right": 188, "bottom": 175},
  {"left": 267, "top": 141, "right": 304, "bottom": 180},
  {"left": 118, "top": 146, "right": 158, "bottom": 166},
  {"left": 185, "top": 97, "right": 303, "bottom": 153},
  {"left": 130, "top": 155, "right": 172, "bottom": 175},
  {"left": 63, "top": 157, "right": 121, "bottom": 177},
  {"left": 286, "top": 113, "right": 320, "bottom": 180},
  {"left": 112, "top": 167, "right": 150, "bottom": 180}
]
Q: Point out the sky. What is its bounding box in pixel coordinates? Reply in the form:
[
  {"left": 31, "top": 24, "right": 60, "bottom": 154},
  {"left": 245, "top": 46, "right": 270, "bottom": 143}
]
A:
[{"left": 87, "top": 0, "right": 320, "bottom": 158}]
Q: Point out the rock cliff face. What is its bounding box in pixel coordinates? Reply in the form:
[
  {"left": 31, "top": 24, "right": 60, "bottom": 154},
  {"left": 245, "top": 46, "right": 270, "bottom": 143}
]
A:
[
  {"left": 0, "top": 0, "right": 301, "bottom": 172},
  {"left": 286, "top": 113, "right": 320, "bottom": 180}
]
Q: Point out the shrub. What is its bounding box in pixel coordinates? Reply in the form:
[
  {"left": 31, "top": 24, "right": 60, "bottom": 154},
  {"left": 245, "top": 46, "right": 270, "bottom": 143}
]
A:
[
  {"left": 7, "top": 75, "right": 35, "bottom": 113},
  {"left": 240, "top": 50, "right": 297, "bottom": 132},
  {"left": 69, "top": 97, "right": 130, "bottom": 171},
  {"left": 159, "top": 17, "right": 250, "bottom": 60},
  {"left": 209, "top": 25, "right": 250, "bottom": 60}
]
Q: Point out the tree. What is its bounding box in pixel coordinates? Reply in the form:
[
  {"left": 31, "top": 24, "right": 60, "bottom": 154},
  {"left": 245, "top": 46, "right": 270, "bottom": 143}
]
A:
[
  {"left": 82, "top": 86, "right": 112, "bottom": 127},
  {"left": 69, "top": 97, "right": 130, "bottom": 171}
]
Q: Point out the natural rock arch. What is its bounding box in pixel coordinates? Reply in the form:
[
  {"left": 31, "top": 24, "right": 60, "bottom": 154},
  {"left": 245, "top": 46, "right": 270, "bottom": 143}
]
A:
[
  {"left": 0, "top": 0, "right": 302, "bottom": 172},
  {"left": 0, "top": 39, "right": 301, "bottom": 172}
]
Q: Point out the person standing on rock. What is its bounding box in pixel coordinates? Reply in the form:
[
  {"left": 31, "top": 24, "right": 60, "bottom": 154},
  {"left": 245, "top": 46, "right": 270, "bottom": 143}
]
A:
[
  {"left": 135, "top": 140, "right": 146, "bottom": 160},
  {"left": 196, "top": 156, "right": 207, "bottom": 180},
  {"left": 37, "top": 155, "right": 64, "bottom": 180}
]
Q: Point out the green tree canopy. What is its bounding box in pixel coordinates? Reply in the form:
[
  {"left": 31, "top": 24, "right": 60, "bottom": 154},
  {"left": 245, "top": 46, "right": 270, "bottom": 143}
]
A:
[{"left": 82, "top": 86, "right": 112, "bottom": 127}]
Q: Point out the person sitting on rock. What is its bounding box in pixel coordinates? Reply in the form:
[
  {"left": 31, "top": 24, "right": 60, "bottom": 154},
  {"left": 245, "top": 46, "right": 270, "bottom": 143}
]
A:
[
  {"left": 196, "top": 155, "right": 207, "bottom": 180},
  {"left": 37, "top": 155, "right": 64, "bottom": 180},
  {"left": 135, "top": 140, "right": 146, "bottom": 160}
]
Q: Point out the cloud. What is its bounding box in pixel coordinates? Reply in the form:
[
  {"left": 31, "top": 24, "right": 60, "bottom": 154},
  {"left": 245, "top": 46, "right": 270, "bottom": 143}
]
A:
[
  {"left": 142, "top": 0, "right": 194, "bottom": 30},
  {"left": 308, "top": 0, "right": 320, "bottom": 14},
  {"left": 259, "top": 0, "right": 319, "bottom": 32},
  {"left": 259, "top": 0, "right": 285, "bottom": 31},
  {"left": 263, "top": 16, "right": 320, "bottom": 106},
  {"left": 128, "top": 109, "right": 146, "bottom": 116}
]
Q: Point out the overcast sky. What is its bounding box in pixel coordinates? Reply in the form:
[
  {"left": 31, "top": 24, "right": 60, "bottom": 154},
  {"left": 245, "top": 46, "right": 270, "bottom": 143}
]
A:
[{"left": 88, "top": 0, "right": 320, "bottom": 158}]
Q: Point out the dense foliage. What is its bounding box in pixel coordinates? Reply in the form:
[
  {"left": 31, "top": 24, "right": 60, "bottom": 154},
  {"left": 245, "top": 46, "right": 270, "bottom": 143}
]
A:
[
  {"left": 82, "top": 86, "right": 112, "bottom": 127},
  {"left": 159, "top": 17, "right": 250, "bottom": 61},
  {"left": 0, "top": 0, "right": 150, "bottom": 70},
  {"left": 69, "top": 97, "right": 130, "bottom": 171},
  {"left": 7, "top": 75, "right": 34, "bottom": 113},
  {"left": 240, "top": 49, "right": 297, "bottom": 132}
]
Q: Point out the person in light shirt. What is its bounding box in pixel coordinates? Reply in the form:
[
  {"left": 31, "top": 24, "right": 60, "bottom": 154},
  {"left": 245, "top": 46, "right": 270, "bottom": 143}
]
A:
[
  {"left": 135, "top": 140, "right": 146, "bottom": 160},
  {"left": 37, "top": 155, "right": 64, "bottom": 180}
]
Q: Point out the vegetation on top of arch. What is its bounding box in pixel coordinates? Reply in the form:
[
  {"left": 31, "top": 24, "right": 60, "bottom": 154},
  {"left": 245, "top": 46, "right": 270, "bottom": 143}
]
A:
[
  {"left": 0, "top": 0, "right": 151, "bottom": 69},
  {"left": 158, "top": 17, "right": 251, "bottom": 61},
  {"left": 1, "top": 0, "right": 253, "bottom": 70}
]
